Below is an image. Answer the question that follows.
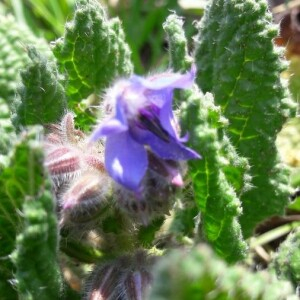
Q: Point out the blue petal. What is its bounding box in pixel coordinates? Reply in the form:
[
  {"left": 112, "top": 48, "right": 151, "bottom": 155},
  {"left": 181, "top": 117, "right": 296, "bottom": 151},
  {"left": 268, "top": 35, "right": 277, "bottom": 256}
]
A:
[
  {"left": 89, "top": 118, "right": 128, "bottom": 142},
  {"left": 89, "top": 96, "right": 128, "bottom": 142},
  {"left": 105, "top": 132, "right": 148, "bottom": 191},
  {"left": 149, "top": 135, "right": 201, "bottom": 160},
  {"left": 158, "top": 91, "right": 178, "bottom": 138},
  {"left": 131, "top": 127, "right": 201, "bottom": 160},
  {"left": 131, "top": 65, "right": 196, "bottom": 90},
  {"left": 139, "top": 89, "right": 177, "bottom": 139}
]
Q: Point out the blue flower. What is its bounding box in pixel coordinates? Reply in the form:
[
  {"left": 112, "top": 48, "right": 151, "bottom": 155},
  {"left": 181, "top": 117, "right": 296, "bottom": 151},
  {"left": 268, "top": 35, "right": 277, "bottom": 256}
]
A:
[{"left": 89, "top": 66, "right": 201, "bottom": 192}]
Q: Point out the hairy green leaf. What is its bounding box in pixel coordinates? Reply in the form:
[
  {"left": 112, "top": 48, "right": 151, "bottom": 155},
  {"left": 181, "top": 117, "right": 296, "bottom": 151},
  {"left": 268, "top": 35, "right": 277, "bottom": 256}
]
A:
[
  {"left": 0, "top": 127, "right": 61, "bottom": 298},
  {"left": 163, "top": 16, "right": 248, "bottom": 261},
  {"left": 52, "top": 0, "right": 133, "bottom": 130},
  {"left": 12, "top": 47, "right": 67, "bottom": 131},
  {"left": 181, "top": 90, "right": 247, "bottom": 262},
  {"left": 194, "top": 0, "right": 297, "bottom": 237},
  {"left": 7, "top": 126, "right": 62, "bottom": 299},
  {"left": 272, "top": 226, "right": 300, "bottom": 288},
  {"left": 0, "top": 98, "right": 15, "bottom": 169},
  {"left": 163, "top": 14, "right": 193, "bottom": 73}
]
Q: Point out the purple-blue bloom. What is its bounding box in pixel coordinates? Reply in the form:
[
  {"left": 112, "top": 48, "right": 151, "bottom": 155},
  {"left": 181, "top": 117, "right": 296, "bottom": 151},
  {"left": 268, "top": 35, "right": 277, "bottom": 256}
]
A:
[{"left": 90, "top": 66, "right": 201, "bottom": 192}]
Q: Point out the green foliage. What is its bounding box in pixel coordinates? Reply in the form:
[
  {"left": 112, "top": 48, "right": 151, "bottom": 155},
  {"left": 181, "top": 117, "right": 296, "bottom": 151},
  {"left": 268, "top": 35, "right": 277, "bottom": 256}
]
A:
[
  {"left": 10, "top": 127, "right": 61, "bottom": 299},
  {"left": 52, "top": 0, "right": 133, "bottom": 106},
  {"left": 163, "top": 14, "right": 193, "bottom": 73},
  {"left": 0, "top": 127, "right": 61, "bottom": 299},
  {"left": 50, "top": 0, "right": 133, "bottom": 130},
  {"left": 149, "top": 245, "right": 296, "bottom": 300},
  {"left": 161, "top": 15, "right": 201, "bottom": 242},
  {"left": 2, "top": 0, "right": 75, "bottom": 41},
  {"left": 12, "top": 186, "right": 62, "bottom": 300},
  {"left": 0, "top": 98, "right": 15, "bottom": 163},
  {"left": 181, "top": 90, "right": 247, "bottom": 262},
  {"left": 12, "top": 47, "right": 67, "bottom": 131},
  {"left": 288, "top": 56, "right": 300, "bottom": 103},
  {"left": 194, "top": 0, "right": 297, "bottom": 238},
  {"left": 0, "top": 14, "right": 49, "bottom": 108},
  {"left": 165, "top": 14, "right": 248, "bottom": 262},
  {"left": 272, "top": 227, "right": 300, "bottom": 288},
  {"left": 110, "top": 0, "right": 178, "bottom": 73}
]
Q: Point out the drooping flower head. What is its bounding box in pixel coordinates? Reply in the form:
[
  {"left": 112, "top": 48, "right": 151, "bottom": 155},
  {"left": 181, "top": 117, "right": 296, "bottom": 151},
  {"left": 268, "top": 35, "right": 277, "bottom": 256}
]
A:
[
  {"left": 85, "top": 250, "right": 155, "bottom": 300},
  {"left": 89, "top": 66, "right": 201, "bottom": 192}
]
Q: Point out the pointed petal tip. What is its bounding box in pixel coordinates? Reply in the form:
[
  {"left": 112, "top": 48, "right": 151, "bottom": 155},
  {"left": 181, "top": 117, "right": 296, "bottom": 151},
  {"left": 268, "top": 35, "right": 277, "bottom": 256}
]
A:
[
  {"left": 192, "top": 151, "right": 202, "bottom": 160},
  {"left": 178, "top": 132, "right": 189, "bottom": 143},
  {"left": 179, "top": 149, "right": 201, "bottom": 161}
]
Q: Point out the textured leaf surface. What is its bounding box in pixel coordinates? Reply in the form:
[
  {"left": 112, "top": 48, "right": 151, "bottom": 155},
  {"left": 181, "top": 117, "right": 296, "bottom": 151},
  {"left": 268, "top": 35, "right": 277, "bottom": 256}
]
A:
[
  {"left": 9, "top": 127, "right": 61, "bottom": 299},
  {"left": 0, "top": 15, "right": 49, "bottom": 108},
  {"left": 0, "top": 127, "right": 61, "bottom": 299},
  {"left": 149, "top": 245, "right": 296, "bottom": 300},
  {"left": 0, "top": 132, "right": 36, "bottom": 298},
  {"left": 272, "top": 227, "right": 300, "bottom": 288},
  {"left": 194, "top": 0, "right": 297, "bottom": 237},
  {"left": 0, "top": 98, "right": 15, "bottom": 169},
  {"left": 52, "top": 0, "right": 133, "bottom": 130},
  {"left": 163, "top": 14, "right": 193, "bottom": 74},
  {"left": 181, "top": 90, "right": 247, "bottom": 262},
  {"left": 165, "top": 13, "right": 252, "bottom": 196},
  {"left": 12, "top": 47, "right": 67, "bottom": 131},
  {"left": 164, "top": 15, "right": 248, "bottom": 261}
]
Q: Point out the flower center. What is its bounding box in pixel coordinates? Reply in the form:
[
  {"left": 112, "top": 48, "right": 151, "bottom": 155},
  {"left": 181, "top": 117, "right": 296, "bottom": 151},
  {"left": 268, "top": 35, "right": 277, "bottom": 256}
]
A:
[{"left": 137, "top": 107, "right": 170, "bottom": 142}]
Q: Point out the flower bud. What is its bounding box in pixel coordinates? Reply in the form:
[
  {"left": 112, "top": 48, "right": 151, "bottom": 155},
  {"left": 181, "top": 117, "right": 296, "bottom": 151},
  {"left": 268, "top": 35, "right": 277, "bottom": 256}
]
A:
[
  {"left": 123, "top": 270, "right": 152, "bottom": 300},
  {"left": 84, "top": 250, "right": 154, "bottom": 300},
  {"left": 44, "top": 112, "right": 111, "bottom": 226},
  {"left": 60, "top": 111, "right": 78, "bottom": 144},
  {"left": 45, "top": 146, "right": 81, "bottom": 180},
  {"left": 61, "top": 172, "right": 112, "bottom": 224}
]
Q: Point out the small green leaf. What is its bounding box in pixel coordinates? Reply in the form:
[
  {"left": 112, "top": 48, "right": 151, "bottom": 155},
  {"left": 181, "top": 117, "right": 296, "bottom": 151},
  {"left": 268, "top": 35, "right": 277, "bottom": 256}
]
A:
[
  {"left": 137, "top": 218, "right": 165, "bottom": 247},
  {"left": 164, "top": 13, "right": 248, "bottom": 261},
  {"left": 181, "top": 90, "right": 247, "bottom": 262},
  {"left": 163, "top": 14, "right": 193, "bottom": 73}
]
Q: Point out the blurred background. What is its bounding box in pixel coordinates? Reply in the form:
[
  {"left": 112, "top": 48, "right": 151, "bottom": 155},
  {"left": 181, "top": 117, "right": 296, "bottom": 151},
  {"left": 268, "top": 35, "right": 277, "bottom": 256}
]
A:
[{"left": 0, "top": 0, "right": 205, "bottom": 73}]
